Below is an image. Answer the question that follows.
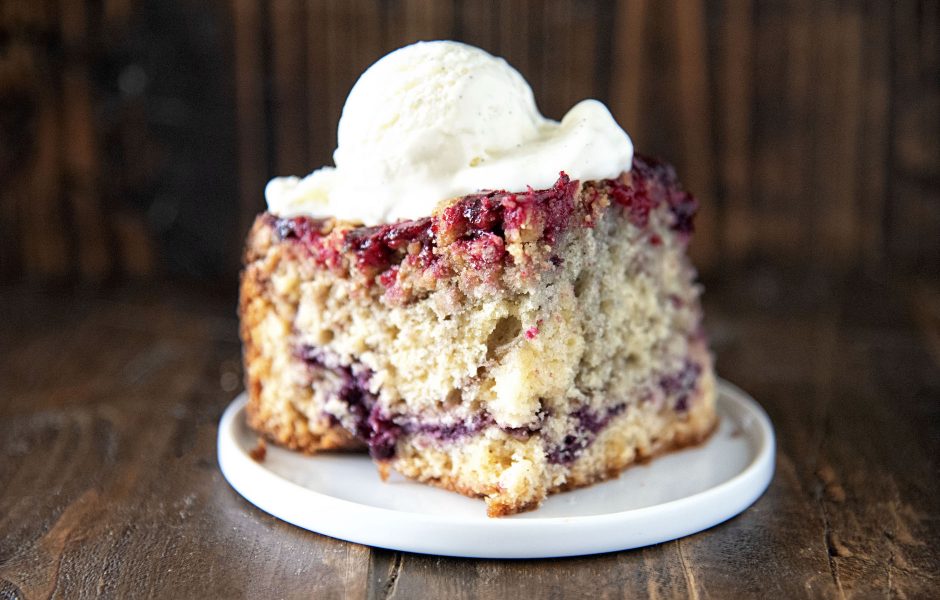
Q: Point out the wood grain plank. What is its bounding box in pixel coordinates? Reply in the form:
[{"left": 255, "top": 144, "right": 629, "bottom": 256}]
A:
[
  {"left": 813, "top": 281, "right": 940, "bottom": 597},
  {"left": 672, "top": 0, "right": 716, "bottom": 269},
  {"left": 59, "top": 0, "right": 111, "bottom": 281},
  {"left": 566, "top": 0, "right": 602, "bottom": 106},
  {"left": 783, "top": 0, "right": 814, "bottom": 256},
  {"left": 813, "top": 4, "right": 862, "bottom": 267},
  {"left": 715, "top": 0, "right": 754, "bottom": 262},
  {"left": 702, "top": 283, "right": 845, "bottom": 597},
  {"left": 534, "top": 0, "right": 600, "bottom": 120},
  {"left": 750, "top": 3, "right": 804, "bottom": 263},
  {"left": 382, "top": 548, "right": 694, "bottom": 599},
  {"left": 455, "top": 0, "right": 499, "bottom": 53},
  {"left": 10, "top": 0, "right": 71, "bottom": 282},
  {"left": 887, "top": 0, "right": 940, "bottom": 276},
  {"left": 609, "top": 0, "right": 649, "bottom": 146},
  {"left": 855, "top": 1, "right": 891, "bottom": 270},
  {"left": 319, "top": 0, "right": 383, "bottom": 164},
  {"left": 103, "top": 0, "right": 133, "bottom": 24},
  {"left": 496, "top": 0, "right": 536, "bottom": 85},
  {"left": 270, "top": 0, "right": 310, "bottom": 176},
  {"left": 396, "top": 0, "right": 455, "bottom": 45},
  {"left": 306, "top": 0, "right": 334, "bottom": 168},
  {"left": 0, "top": 40, "right": 37, "bottom": 280},
  {"left": 24, "top": 100, "right": 70, "bottom": 279},
  {"left": 232, "top": 0, "right": 269, "bottom": 241}
]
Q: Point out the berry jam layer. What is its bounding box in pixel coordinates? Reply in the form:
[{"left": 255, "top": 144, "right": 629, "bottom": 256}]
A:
[
  {"left": 300, "top": 345, "right": 502, "bottom": 459},
  {"left": 299, "top": 344, "right": 706, "bottom": 464}
]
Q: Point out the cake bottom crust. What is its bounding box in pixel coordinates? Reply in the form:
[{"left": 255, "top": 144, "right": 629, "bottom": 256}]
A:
[
  {"left": 246, "top": 398, "right": 363, "bottom": 454},
  {"left": 389, "top": 368, "right": 718, "bottom": 517},
  {"left": 246, "top": 379, "right": 718, "bottom": 516},
  {"left": 560, "top": 365, "right": 718, "bottom": 492}
]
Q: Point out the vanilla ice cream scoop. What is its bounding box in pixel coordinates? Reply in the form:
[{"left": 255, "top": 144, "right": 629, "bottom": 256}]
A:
[{"left": 266, "top": 41, "right": 633, "bottom": 224}]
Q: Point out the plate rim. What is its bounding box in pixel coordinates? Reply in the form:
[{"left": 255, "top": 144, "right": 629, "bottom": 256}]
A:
[{"left": 217, "top": 378, "right": 775, "bottom": 557}]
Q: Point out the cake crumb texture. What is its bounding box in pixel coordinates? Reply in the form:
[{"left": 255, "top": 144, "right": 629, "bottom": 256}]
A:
[{"left": 240, "top": 156, "right": 718, "bottom": 515}]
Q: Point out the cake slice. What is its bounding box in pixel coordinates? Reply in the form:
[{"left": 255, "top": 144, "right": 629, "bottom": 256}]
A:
[{"left": 240, "top": 154, "right": 717, "bottom": 516}]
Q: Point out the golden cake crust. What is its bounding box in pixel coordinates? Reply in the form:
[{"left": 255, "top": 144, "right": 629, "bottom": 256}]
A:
[{"left": 240, "top": 220, "right": 362, "bottom": 453}]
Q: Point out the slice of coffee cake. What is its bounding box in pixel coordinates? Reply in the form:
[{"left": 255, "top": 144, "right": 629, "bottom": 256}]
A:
[{"left": 240, "top": 155, "right": 716, "bottom": 516}]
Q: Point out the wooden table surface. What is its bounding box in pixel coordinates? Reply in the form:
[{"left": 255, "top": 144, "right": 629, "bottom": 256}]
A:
[{"left": 1, "top": 267, "right": 937, "bottom": 598}]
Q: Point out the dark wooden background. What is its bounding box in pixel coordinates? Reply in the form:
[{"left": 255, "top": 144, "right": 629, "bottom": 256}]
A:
[
  {"left": 1, "top": 0, "right": 937, "bottom": 284},
  {"left": 1, "top": 2, "right": 939, "bottom": 598}
]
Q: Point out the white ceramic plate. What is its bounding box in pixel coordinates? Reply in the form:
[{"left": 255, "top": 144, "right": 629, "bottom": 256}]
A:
[{"left": 218, "top": 379, "right": 774, "bottom": 558}]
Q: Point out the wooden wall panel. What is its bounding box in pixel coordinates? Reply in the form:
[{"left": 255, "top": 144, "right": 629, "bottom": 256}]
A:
[
  {"left": 889, "top": 0, "right": 939, "bottom": 274},
  {"left": 232, "top": 0, "right": 267, "bottom": 246},
  {"left": 0, "top": 0, "right": 936, "bottom": 284}
]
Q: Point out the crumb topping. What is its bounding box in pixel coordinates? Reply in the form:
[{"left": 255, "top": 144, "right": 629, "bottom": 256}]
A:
[{"left": 262, "top": 155, "right": 698, "bottom": 307}]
